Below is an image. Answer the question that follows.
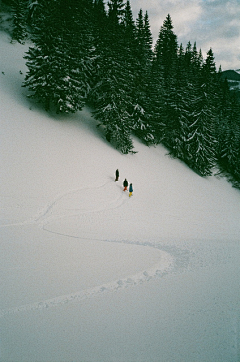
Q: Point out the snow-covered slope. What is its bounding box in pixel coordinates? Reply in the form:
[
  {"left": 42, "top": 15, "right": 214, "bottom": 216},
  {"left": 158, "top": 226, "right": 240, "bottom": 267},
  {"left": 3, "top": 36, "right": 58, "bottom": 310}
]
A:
[{"left": 1, "top": 31, "right": 240, "bottom": 362}]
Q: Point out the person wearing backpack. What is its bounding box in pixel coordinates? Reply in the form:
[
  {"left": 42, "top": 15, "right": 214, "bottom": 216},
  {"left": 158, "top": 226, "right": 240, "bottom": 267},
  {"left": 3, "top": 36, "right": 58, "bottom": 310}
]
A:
[
  {"left": 123, "top": 178, "right": 128, "bottom": 191},
  {"left": 129, "top": 183, "right": 133, "bottom": 197}
]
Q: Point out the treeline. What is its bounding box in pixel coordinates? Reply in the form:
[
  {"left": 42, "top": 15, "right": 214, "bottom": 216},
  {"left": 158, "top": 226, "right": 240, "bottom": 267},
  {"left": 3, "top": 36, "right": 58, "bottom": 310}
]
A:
[{"left": 5, "top": 0, "right": 240, "bottom": 184}]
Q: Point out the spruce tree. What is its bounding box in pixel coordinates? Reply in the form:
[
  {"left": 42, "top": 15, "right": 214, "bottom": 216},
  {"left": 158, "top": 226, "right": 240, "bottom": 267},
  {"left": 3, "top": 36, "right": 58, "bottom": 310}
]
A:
[
  {"left": 26, "top": 0, "right": 42, "bottom": 29},
  {"left": 185, "top": 50, "right": 218, "bottom": 176},
  {"left": 219, "top": 91, "right": 240, "bottom": 182},
  {"left": 108, "top": 0, "right": 125, "bottom": 25},
  {"left": 11, "top": 0, "right": 27, "bottom": 43},
  {"left": 132, "top": 9, "right": 155, "bottom": 144},
  {"left": 153, "top": 14, "right": 178, "bottom": 83},
  {"left": 167, "top": 43, "right": 191, "bottom": 160},
  {"left": 191, "top": 42, "right": 203, "bottom": 75},
  {"left": 90, "top": 0, "right": 108, "bottom": 94},
  {"left": 23, "top": 0, "right": 94, "bottom": 113},
  {"left": 91, "top": 0, "right": 135, "bottom": 153},
  {"left": 153, "top": 15, "right": 179, "bottom": 149},
  {"left": 144, "top": 59, "right": 165, "bottom": 144}
]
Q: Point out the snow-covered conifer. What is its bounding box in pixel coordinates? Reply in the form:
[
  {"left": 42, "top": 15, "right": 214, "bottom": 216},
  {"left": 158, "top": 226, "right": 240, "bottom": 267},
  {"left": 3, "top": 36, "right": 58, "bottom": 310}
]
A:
[
  {"left": 132, "top": 10, "right": 154, "bottom": 144},
  {"left": 153, "top": 14, "right": 178, "bottom": 83},
  {"left": 23, "top": 0, "right": 94, "bottom": 113},
  {"left": 11, "top": 0, "right": 27, "bottom": 43},
  {"left": 90, "top": 0, "right": 136, "bottom": 153},
  {"left": 152, "top": 15, "right": 179, "bottom": 148}
]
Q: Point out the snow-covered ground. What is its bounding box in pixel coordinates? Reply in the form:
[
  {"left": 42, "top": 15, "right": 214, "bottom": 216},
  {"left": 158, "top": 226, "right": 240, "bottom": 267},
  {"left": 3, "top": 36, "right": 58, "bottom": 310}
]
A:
[{"left": 0, "top": 31, "right": 240, "bottom": 362}]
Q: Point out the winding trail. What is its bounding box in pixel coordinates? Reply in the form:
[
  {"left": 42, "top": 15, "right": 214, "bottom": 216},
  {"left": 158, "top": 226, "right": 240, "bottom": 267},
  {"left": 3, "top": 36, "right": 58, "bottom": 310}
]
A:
[
  {"left": 0, "top": 249, "right": 172, "bottom": 318},
  {"left": 0, "top": 180, "right": 177, "bottom": 317}
]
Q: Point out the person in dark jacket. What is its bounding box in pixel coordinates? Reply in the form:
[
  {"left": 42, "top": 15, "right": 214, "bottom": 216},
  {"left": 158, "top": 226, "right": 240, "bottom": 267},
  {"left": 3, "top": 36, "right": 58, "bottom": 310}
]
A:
[
  {"left": 129, "top": 183, "right": 133, "bottom": 197},
  {"left": 115, "top": 169, "right": 119, "bottom": 181},
  {"left": 123, "top": 178, "right": 128, "bottom": 191}
]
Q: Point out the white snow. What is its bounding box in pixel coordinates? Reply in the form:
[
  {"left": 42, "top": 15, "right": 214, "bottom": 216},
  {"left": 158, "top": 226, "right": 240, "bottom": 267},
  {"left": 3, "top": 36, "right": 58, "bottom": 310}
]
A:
[{"left": 0, "top": 31, "right": 240, "bottom": 362}]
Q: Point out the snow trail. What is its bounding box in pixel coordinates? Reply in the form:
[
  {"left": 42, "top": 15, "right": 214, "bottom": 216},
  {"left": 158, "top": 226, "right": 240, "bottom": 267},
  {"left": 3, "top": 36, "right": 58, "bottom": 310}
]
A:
[
  {"left": 0, "top": 249, "right": 173, "bottom": 317},
  {"left": 0, "top": 180, "right": 175, "bottom": 317}
]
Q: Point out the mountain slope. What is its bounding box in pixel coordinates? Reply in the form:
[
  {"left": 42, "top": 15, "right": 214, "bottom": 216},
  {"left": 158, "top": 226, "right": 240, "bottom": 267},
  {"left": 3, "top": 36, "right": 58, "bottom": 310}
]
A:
[
  {"left": 1, "top": 31, "right": 240, "bottom": 362},
  {"left": 221, "top": 69, "right": 240, "bottom": 81}
]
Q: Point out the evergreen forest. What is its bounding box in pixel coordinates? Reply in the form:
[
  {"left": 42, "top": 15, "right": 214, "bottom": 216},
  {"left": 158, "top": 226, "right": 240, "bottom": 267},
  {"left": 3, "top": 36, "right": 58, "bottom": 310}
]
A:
[{"left": 2, "top": 0, "right": 240, "bottom": 187}]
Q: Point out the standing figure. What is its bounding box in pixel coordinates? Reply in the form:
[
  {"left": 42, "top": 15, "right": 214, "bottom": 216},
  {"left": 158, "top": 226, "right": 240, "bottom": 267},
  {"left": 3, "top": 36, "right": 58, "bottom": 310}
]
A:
[
  {"left": 123, "top": 178, "right": 128, "bottom": 191},
  {"left": 129, "top": 183, "right": 133, "bottom": 197},
  {"left": 115, "top": 169, "right": 119, "bottom": 181}
]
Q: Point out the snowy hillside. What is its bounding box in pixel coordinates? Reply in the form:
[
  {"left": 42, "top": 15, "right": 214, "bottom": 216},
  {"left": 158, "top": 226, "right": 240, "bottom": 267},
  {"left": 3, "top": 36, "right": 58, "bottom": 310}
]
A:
[{"left": 1, "top": 31, "right": 240, "bottom": 362}]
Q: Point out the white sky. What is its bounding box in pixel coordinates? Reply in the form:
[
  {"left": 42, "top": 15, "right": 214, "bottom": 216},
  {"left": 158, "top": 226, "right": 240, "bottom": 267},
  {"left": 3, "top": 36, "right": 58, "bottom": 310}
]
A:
[{"left": 130, "top": 0, "right": 240, "bottom": 71}]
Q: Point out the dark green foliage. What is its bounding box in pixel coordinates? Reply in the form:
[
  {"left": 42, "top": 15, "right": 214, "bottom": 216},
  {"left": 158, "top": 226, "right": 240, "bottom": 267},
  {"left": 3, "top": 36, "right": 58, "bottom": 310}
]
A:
[
  {"left": 11, "top": 0, "right": 27, "bottom": 43},
  {"left": 18, "top": 1, "right": 240, "bottom": 185},
  {"left": 108, "top": 0, "right": 125, "bottom": 26},
  {"left": 152, "top": 14, "right": 181, "bottom": 150},
  {"left": 90, "top": 0, "right": 136, "bottom": 153},
  {"left": 23, "top": 0, "right": 94, "bottom": 113},
  {"left": 165, "top": 44, "right": 190, "bottom": 160},
  {"left": 153, "top": 14, "right": 178, "bottom": 83},
  {"left": 186, "top": 86, "right": 218, "bottom": 176},
  {"left": 217, "top": 91, "right": 240, "bottom": 184},
  {"left": 183, "top": 48, "right": 218, "bottom": 176},
  {"left": 132, "top": 9, "right": 154, "bottom": 144},
  {"left": 90, "top": 0, "right": 108, "bottom": 90},
  {"left": 91, "top": 54, "right": 134, "bottom": 153}
]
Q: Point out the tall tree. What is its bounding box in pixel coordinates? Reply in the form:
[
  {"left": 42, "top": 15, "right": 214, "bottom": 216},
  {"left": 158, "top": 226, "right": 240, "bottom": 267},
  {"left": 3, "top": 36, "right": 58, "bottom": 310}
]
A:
[
  {"left": 89, "top": 0, "right": 108, "bottom": 97},
  {"left": 153, "top": 14, "right": 179, "bottom": 148},
  {"left": 153, "top": 14, "right": 178, "bottom": 83},
  {"left": 108, "top": 0, "right": 125, "bottom": 27},
  {"left": 11, "top": 0, "right": 27, "bottom": 43},
  {"left": 166, "top": 43, "right": 190, "bottom": 159},
  {"left": 91, "top": 0, "right": 135, "bottom": 153},
  {"left": 218, "top": 91, "right": 240, "bottom": 182},
  {"left": 185, "top": 50, "right": 218, "bottom": 176},
  {"left": 133, "top": 9, "right": 154, "bottom": 144},
  {"left": 23, "top": 0, "right": 94, "bottom": 113}
]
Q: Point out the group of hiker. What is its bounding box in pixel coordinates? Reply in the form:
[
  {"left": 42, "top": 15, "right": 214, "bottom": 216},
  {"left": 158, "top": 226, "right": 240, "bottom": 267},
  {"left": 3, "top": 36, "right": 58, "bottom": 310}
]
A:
[{"left": 115, "top": 169, "right": 133, "bottom": 197}]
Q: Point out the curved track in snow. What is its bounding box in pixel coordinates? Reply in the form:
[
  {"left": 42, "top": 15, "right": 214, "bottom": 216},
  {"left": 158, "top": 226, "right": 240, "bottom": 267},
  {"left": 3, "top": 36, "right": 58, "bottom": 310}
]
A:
[{"left": 0, "top": 181, "right": 176, "bottom": 317}]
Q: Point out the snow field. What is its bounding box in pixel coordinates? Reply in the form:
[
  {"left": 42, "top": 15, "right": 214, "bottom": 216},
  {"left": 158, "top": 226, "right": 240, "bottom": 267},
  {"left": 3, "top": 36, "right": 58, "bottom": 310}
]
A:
[{"left": 1, "top": 31, "right": 240, "bottom": 362}]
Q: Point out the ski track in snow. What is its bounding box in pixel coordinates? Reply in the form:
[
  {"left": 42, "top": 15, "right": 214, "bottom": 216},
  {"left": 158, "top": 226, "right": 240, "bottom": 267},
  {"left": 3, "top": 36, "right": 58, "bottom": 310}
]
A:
[
  {"left": 0, "top": 255, "right": 173, "bottom": 318},
  {"left": 35, "top": 181, "right": 128, "bottom": 224},
  {"left": 0, "top": 180, "right": 176, "bottom": 317}
]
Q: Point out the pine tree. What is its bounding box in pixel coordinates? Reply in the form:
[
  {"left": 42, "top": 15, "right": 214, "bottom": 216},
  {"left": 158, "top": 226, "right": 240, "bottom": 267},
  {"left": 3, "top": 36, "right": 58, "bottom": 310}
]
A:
[
  {"left": 11, "top": 0, "right": 27, "bottom": 43},
  {"left": 91, "top": 0, "right": 134, "bottom": 153},
  {"left": 143, "top": 15, "right": 179, "bottom": 146},
  {"left": 153, "top": 14, "right": 178, "bottom": 83},
  {"left": 123, "top": 0, "right": 135, "bottom": 40},
  {"left": 132, "top": 9, "right": 155, "bottom": 144},
  {"left": 23, "top": 0, "right": 94, "bottom": 113},
  {"left": 185, "top": 88, "right": 217, "bottom": 176},
  {"left": 90, "top": 0, "right": 108, "bottom": 94},
  {"left": 185, "top": 50, "right": 218, "bottom": 176},
  {"left": 215, "top": 69, "right": 230, "bottom": 160},
  {"left": 203, "top": 48, "right": 216, "bottom": 76},
  {"left": 144, "top": 59, "right": 165, "bottom": 144},
  {"left": 122, "top": 0, "right": 137, "bottom": 88},
  {"left": 166, "top": 43, "right": 191, "bottom": 160},
  {"left": 108, "top": 0, "right": 125, "bottom": 25},
  {"left": 184, "top": 41, "right": 192, "bottom": 70},
  {"left": 192, "top": 42, "right": 203, "bottom": 75},
  {"left": 153, "top": 14, "right": 179, "bottom": 149},
  {"left": 219, "top": 91, "right": 240, "bottom": 182}
]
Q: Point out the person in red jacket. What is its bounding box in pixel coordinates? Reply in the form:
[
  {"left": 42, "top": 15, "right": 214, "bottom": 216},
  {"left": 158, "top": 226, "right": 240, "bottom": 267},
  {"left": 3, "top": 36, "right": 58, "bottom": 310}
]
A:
[{"left": 123, "top": 178, "right": 128, "bottom": 191}]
